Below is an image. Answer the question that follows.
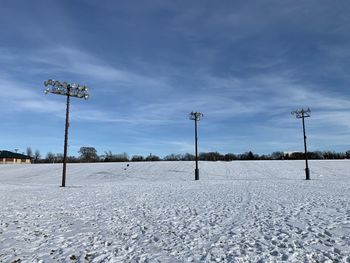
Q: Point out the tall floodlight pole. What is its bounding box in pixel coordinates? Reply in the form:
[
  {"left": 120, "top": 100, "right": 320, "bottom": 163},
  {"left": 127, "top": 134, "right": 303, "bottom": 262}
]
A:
[
  {"left": 44, "top": 79, "right": 89, "bottom": 187},
  {"left": 291, "top": 108, "right": 311, "bottom": 180},
  {"left": 189, "top": 112, "right": 203, "bottom": 180}
]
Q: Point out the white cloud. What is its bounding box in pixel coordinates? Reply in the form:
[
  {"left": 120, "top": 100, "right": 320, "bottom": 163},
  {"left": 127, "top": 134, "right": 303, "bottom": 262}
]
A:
[
  {"left": 0, "top": 76, "right": 64, "bottom": 115},
  {"left": 24, "top": 47, "right": 170, "bottom": 91}
]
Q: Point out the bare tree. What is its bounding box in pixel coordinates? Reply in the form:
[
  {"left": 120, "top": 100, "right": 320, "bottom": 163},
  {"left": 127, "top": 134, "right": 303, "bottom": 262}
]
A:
[
  {"left": 79, "top": 147, "right": 99, "bottom": 162},
  {"left": 131, "top": 155, "right": 144, "bottom": 162},
  {"left": 145, "top": 153, "right": 161, "bottom": 161},
  {"left": 34, "top": 149, "right": 41, "bottom": 163},
  {"left": 46, "top": 152, "right": 55, "bottom": 163},
  {"left": 26, "top": 147, "right": 33, "bottom": 158},
  {"left": 346, "top": 151, "right": 350, "bottom": 159}
]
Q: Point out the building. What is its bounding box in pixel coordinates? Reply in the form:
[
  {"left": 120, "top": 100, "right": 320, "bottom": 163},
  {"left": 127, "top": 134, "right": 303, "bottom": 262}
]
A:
[{"left": 0, "top": 150, "right": 32, "bottom": 164}]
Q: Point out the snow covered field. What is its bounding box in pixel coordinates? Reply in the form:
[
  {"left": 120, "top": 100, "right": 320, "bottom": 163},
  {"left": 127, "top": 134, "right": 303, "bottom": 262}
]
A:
[{"left": 0, "top": 160, "right": 349, "bottom": 262}]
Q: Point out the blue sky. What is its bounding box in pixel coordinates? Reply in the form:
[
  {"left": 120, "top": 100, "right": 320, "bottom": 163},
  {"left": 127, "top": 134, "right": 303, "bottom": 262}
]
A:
[{"left": 1, "top": 0, "right": 350, "bottom": 157}]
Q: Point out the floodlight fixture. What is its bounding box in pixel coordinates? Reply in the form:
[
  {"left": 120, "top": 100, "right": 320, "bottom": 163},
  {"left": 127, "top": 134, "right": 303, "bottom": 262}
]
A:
[
  {"left": 44, "top": 79, "right": 89, "bottom": 100},
  {"left": 291, "top": 108, "right": 311, "bottom": 119},
  {"left": 43, "top": 79, "right": 90, "bottom": 187},
  {"left": 292, "top": 107, "right": 311, "bottom": 180},
  {"left": 189, "top": 111, "right": 203, "bottom": 180},
  {"left": 189, "top": 111, "right": 203, "bottom": 121}
]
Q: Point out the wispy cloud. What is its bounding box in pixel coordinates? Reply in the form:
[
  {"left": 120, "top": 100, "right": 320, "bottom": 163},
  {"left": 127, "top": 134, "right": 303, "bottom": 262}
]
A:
[{"left": 0, "top": 76, "right": 64, "bottom": 115}]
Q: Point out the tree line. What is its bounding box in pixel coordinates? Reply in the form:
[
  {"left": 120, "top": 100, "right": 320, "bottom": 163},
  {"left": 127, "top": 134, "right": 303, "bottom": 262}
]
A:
[{"left": 25, "top": 147, "right": 350, "bottom": 163}]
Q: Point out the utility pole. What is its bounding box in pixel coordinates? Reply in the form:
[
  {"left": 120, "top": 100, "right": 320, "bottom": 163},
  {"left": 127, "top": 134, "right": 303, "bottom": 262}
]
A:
[
  {"left": 44, "top": 79, "right": 89, "bottom": 187},
  {"left": 189, "top": 111, "right": 203, "bottom": 180},
  {"left": 292, "top": 108, "right": 311, "bottom": 180}
]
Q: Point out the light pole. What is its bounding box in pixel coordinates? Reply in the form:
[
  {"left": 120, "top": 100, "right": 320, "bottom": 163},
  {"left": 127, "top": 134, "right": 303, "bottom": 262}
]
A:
[
  {"left": 291, "top": 108, "right": 311, "bottom": 180},
  {"left": 44, "top": 79, "right": 89, "bottom": 187},
  {"left": 189, "top": 111, "right": 203, "bottom": 180}
]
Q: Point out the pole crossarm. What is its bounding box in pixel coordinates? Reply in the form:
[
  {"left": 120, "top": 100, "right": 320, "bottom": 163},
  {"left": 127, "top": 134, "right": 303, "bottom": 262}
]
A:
[{"left": 44, "top": 79, "right": 89, "bottom": 100}]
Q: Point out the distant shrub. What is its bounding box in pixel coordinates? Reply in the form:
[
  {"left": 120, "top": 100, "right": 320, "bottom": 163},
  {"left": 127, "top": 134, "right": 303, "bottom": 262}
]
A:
[{"left": 131, "top": 155, "right": 144, "bottom": 162}]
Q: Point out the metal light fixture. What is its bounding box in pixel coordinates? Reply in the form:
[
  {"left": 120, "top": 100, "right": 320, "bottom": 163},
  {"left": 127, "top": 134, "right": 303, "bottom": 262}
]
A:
[
  {"left": 189, "top": 111, "right": 204, "bottom": 180},
  {"left": 44, "top": 79, "right": 89, "bottom": 187},
  {"left": 291, "top": 108, "right": 311, "bottom": 180}
]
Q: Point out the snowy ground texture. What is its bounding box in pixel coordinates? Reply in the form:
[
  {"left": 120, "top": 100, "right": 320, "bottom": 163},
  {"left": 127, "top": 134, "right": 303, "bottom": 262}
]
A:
[{"left": 1, "top": 160, "right": 350, "bottom": 263}]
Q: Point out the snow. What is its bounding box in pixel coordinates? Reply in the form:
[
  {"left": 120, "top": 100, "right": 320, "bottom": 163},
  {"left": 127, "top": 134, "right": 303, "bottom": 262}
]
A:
[{"left": 0, "top": 160, "right": 349, "bottom": 262}]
